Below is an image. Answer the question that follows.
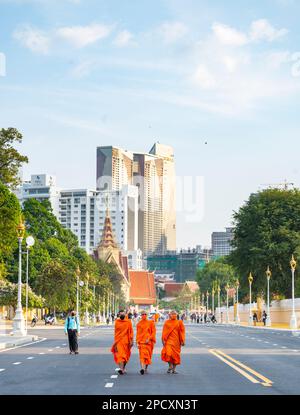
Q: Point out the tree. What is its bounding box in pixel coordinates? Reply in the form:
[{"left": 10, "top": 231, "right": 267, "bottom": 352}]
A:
[
  {"left": 0, "top": 128, "right": 28, "bottom": 188},
  {"left": 229, "top": 188, "right": 300, "bottom": 299},
  {"left": 0, "top": 182, "right": 21, "bottom": 278},
  {"left": 35, "top": 260, "right": 76, "bottom": 312},
  {"left": 0, "top": 279, "right": 44, "bottom": 309},
  {"left": 196, "top": 257, "right": 236, "bottom": 302}
]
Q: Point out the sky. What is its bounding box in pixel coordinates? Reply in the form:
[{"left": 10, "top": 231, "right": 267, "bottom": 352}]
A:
[{"left": 0, "top": 0, "right": 300, "bottom": 249}]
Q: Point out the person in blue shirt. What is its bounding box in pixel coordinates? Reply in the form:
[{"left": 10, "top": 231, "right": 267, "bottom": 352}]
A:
[{"left": 64, "top": 310, "right": 80, "bottom": 354}]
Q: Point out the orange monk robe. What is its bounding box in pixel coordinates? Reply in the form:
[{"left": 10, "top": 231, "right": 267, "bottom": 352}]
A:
[
  {"left": 161, "top": 319, "right": 185, "bottom": 365},
  {"left": 154, "top": 313, "right": 159, "bottom": 323},
  {"left": 111, "top": 319, "right": 134, "bottom": 365},
  {"left": 136, "top": 320, "right": 156, "bottom": 365}
]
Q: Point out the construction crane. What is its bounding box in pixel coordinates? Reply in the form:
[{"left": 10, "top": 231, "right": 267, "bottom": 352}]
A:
[{"left": 260, "top": 179, "right": 295, "bottom": 190}]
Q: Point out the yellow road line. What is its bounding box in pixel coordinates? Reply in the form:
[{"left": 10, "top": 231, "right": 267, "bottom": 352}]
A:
[
  {"left": 210, "top": 349, "right": 273, "bottom": 387},
  {"left": 215, "top": 349, "right": 273, "bottom": 385},
  {"left": 209, "top": 350, "right": 260, "bottom": 384}
]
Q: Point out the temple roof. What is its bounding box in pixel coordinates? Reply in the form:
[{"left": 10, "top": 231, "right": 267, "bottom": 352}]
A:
[
  {"left": 129, "top": 270, "right": 156, "bottom": 305},
  {"left": 98, "top": 209, "right": 119, "bottom": 249}
]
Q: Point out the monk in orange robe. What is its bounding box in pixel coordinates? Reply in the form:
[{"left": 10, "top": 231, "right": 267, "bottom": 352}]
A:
[
  {"left": 161, "top": 310, "right": 185, "bottom": 374},
  {"left": 136, "top": 310, "right": 156, "bottom": 375},
  {"left": 111, "top": 310, "right": 134, "bottom": 375}
]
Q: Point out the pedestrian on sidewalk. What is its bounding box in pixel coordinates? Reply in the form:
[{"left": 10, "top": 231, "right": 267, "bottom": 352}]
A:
[
  {"left": 64, "top": 310, "right": 80, "bottom": 355},
  {"left": 262, "top": 310, "right": 267, "bottom": 326},
  {"left": 253, "top": 312, "right": 258, "bottom": 326}
]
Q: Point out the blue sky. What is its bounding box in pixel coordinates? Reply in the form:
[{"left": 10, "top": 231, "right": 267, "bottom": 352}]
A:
[{"left": 1, "top": 0, "right": 300, "bottom": 248}]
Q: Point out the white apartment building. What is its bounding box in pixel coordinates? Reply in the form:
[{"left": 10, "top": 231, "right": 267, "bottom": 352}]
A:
[
  {"left": 16, "top": 175, "right": 139, "bottom": 256},
  {"left": 14, "top": 174, "right": 60, "bottom": 216}
]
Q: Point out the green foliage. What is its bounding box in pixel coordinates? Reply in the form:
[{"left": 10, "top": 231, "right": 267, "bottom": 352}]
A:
[
  {"left": 0, "top": 279, "right": 44, "bottom": 309},
  {"left": 196, "top": 257, "right": 236, "bottom": 301},
  {"left": 0, "top": 128, "right": 28, "bottom": 188},
  {"left": 229, "top": 189, "right": 300, "bottom": 299},
  {"left": 0, "top": 182, "right": 21, "bottom": 277}
]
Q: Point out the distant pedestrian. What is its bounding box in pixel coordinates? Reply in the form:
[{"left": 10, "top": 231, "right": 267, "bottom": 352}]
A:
[
  {"left": 262, "top": 311, "right": 267, "bottom": 326},
  {"left": 253, "top": 312, "right": 258, "bottom": 326},
  {"left": 64, "top": 311, "right": 80, "bottom": 355},
  {"left": 111, "top": 313, "right": 115, "bottom": 323},
  {"left": 196, "top": 313, "right": 200, "bottom": 324}
]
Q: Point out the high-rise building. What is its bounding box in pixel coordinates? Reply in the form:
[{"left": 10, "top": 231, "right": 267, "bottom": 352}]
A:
[
  {"left": 211, "top": 227, "right": 234, "bottom": 257},
  {"left": 14, "top": 174, "right": 60, "bottom": 216},
  {"left": 96, "top": 146, "right": 133, "bottom": 191},
  {"left": 16, "top": 175, "right": 139, "bottom": 256},
  {"left": 133, "top": 143, "right": 176, "bottom": 255},
  {"left": 96, "top": 143, "right": 176, "bottom": 256}
]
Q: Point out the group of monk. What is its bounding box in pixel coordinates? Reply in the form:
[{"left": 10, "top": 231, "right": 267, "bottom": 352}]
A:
[{"left": 111, "top": 309, "right": 185, "bottom": 375}]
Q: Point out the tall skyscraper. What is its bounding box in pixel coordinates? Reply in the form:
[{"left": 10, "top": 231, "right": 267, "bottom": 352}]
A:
[
  {"left": 96, "top": 146, "right": 133, "bottom": 191},
  {"left": 96, "top": 142, "right": 176, "bottom": 255}
]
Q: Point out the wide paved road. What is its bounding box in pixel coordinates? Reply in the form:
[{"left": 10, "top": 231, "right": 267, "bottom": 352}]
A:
[{"left": 0, "top": 323, "right": 300, "bottom": 395}]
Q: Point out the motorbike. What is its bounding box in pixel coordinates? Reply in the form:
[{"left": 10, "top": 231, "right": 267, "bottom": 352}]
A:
[
  {"left": 31, "top": 316, "right": 38, "bottom": 327},
  {"left": 44, "top": 315, "right": 55, "bottom": 325}
]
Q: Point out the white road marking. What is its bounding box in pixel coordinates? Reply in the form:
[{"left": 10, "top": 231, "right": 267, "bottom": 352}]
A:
[
  {"left": 39, "top": 352, "right": 45, "bottom": 355},
  {"left": 264, "top": 342, "right": 269, "bottom": 344},
  {"left": 281, "top": 346, "right": 287, "bottom": 349},
  {"left": 0, "top": 337, "right": 47, "bottom": 353},
  {"left": 55, "top": 346, "right": 60, "bottom": 349},
  {"left": 105, "top": 383, "right": 114, "bottom": 388},
  {"left": 62, "top": 344, "right": 67, "bottom": 346},
  {"left": 273, "top": 344, "right": 278, "bottom": 346},
  {"left": 27, "top": 357, "right": 34, "bottom": 360},
  {"left": 48, "top": 349, "right": 53, "bottom": 351},
  {"left": 111, "top": 375, "right": 118, "bottom": 379},
  {"left": 13, "top": 362, "right": 22, "bottom": 365},
  {"left": 292, "top": 350, "right": 299, "bottom": 352},
  {"left": 0, "top": 369, "right": 5, "bottom": 372}
]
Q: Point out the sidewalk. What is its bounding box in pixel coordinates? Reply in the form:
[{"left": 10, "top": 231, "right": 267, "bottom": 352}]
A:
[
  {"left": 228, "top": 321, "right": 300, "bottom": 332},
  {"left": 0, "top": 334, "right": 39, "bottom": 350}
]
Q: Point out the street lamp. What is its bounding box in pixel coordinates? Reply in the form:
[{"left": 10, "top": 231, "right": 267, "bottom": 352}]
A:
[
  {"left": 248, "top": 273, "right": 253, "bottom": 326},
  {"left": 76, "top": 266, "right": 81, "bottom": 316},
  {"left": 92, "top": 285, "right": 96, "bottom": 324},
  {"left": 212, "top": 286, "right": 215, "bottom": 316},
  {"left": 266, "top": 266, "right": 272, "bottom": 327},
  {"left": 13, "top": 219, "right": 26, "bottom": 336},
  {"left": 290, "top": 256, "right": 298, "bottom": 329},
  {"left": 206, "top": 291, "right": 209, "bottom": 315},
  {"left": 217, "top": 284, "right": 221, "bottom": 323},
  {"left": 25, "top": 235, "right": 35, "bottom": 333},
  {"left": 235, "top": 280, "right": 240, "bottom": 323},
  {"left": 102, "top": 290, "right": 106, "bottom": 323},
  {"left": 225, "top": 283, "right": 229, "bottom": 323},
  {"left": 84, "top": 272, "right": 90, "bottom": 326}
]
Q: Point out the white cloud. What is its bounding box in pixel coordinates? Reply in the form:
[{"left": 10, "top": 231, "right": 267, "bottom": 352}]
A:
[
  {"left": 192, "top": 65, "right": 216, "bottom": 89},
  {"left": 250, "top": 19, "right": 288, "bottom": 42},
  {"left": 56, "top": 23, "right": 113, "bottom": 48},
  {"left": 158, "top": 22, "right": 188, "bottom": 44},
  {"left": 13, "top": 25, "right": 50, "bottom": 54},
  {"left": 212, "top": 19, "right": 288, "bottom": 47},
  {"left": 113, "top": 30, "right": 135, "bottom": 47},
  {"left": 212, "top": 22, "right": 248, "bottom": 46}
]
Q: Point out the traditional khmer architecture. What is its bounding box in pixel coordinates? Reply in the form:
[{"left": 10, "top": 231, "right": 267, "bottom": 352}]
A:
[
  {"left": 94, "top": 208, "right": 130, "bottom": 302},
  {"left": 128, "top": 270, "right": 156, "bottom": 311}
]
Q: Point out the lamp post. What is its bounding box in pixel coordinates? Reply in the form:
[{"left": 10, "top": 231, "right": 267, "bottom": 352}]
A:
[
  {"left": 206, "top": 291, "right": 209, "bottom": 316},
  {"left": 212, "top": 286, "right": 215, "bottom": 316},
  {"left": 84, "top": 273, "right": 90, "bottom": 326},
  {"left": 235, "top": 280, "right": 240, "bottom": 323},
  {"left": 225, "top": 283, "right": 229, "bottom": 323},
  {"left": 25, "top": 236, "right": 35, "bottom": 333},
  {"left": 266, "top": 267, "right": 272, "bottom": 327},
  {"left": 92, "top": 285, "right": 96, "bottom": 324},
  {"left": 102, "top": 290, "right": 106, "bottom": 323},
  {"left": 248, "top": 273, "right": 253, "bottom": 326},
  {"left": 217, "top": 284, "right": 221, "bottom": 323},
  {"left": 13, "top": 220, "right": 26, "bottom": 336},
  {"left": 290, "top": 256, "right": 298, "bottom": 329},
  {"left": 76, "top": 266, "right": 81, "bottom": 317}
]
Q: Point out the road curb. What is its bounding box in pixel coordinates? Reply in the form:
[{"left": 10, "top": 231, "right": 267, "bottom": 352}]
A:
[
  {"left": 226, "top": 323, "right": 300, "bottom": 333},
  {"left": 0, "top": 335, "right": 39, "bottom": 350}
]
